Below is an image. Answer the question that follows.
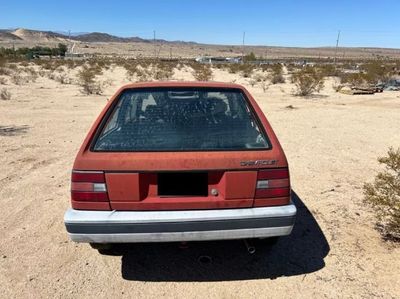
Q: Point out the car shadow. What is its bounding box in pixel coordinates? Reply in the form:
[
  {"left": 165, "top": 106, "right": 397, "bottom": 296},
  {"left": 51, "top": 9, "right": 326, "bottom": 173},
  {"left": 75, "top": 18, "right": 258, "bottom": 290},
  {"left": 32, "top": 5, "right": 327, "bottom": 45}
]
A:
[{"left": 101, "top": 191, "right": 329, "bottom": 281}]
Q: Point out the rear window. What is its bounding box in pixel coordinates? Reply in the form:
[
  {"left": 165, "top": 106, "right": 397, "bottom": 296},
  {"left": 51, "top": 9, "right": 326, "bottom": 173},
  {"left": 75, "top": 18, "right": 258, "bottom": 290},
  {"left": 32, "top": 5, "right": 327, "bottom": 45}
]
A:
[{"left": 92, "top": 88, "right": 270, "bottom": 151}]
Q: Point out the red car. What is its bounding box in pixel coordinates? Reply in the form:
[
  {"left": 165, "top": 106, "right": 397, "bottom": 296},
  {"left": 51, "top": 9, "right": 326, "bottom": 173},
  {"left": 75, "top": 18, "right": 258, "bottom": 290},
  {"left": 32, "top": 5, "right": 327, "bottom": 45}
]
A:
[{"left": 64, "top": 82, "right": 296, "bottom": 248}]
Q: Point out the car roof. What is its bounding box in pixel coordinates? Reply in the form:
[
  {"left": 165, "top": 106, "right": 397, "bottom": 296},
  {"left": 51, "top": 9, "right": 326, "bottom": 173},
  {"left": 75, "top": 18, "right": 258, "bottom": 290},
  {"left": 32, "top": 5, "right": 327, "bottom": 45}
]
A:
[{"left": 118, "top": 81, "right": 246, "bottom": 90}]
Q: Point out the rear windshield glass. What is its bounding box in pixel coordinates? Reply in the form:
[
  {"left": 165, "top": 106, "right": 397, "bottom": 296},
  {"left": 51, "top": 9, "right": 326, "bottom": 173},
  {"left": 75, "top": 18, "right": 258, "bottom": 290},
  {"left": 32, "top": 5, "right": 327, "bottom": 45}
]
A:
[{"left": 93, "top": 88, "right": 270, "bottom": 151}]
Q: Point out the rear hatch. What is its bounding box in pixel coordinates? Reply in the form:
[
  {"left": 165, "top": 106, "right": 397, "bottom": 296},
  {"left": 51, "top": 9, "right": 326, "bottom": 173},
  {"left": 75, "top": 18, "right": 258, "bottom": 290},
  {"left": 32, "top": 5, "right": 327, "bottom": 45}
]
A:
[{"left": 71, "top": 85, "right": 290, "bottom": 210}]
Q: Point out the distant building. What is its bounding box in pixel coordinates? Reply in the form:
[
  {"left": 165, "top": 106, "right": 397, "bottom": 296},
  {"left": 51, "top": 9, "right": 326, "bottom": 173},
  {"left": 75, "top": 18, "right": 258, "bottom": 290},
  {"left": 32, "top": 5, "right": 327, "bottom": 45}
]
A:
[
  {"left": 65, "top": 42, "right": 93, "bottom": 59},
  {"left": 195, "top": 56, "right": 241, "bottom": 64}
]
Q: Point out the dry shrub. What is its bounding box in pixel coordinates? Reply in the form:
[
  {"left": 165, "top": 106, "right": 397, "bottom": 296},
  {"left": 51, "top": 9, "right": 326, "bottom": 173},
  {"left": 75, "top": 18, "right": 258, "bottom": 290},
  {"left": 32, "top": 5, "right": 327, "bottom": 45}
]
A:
[
  {"left": 55, "top": 72, "right": 71, "bottom": 84},
  {"left": 292, "top": 66, "right": 324, "bottom": 96},
  {"left": 0, "top": 88, "right": 11, "bottom": 100},
  {"left": 126, "top": 64, "right": 152, "bottom": 82},
  {"left": 340, "top": 62, "right": 392, "bottom": 86},
  {"left": 77, "top": 65, "right": 103, "bottom": 95},
  {"left": 251, "top": 73, "right": 270, "bottom": 91},
  {"left": 0, "top": 66, "right": 12, "bottom": 76},
  {"left": 124, "top": 61, "right": 139, "bottom": 80},
  {"left": 266, "top": 64, "right": 285, "bottom": 84},
  {"left": 175, "top": 63, "right": 183, "bottom": 71},
  {"left": 93, "top": 58, "right": 112, "bottom": 71},
  {"left": 192, "top": 64, "right": 213, "bottom": 81},
  {"left": 11, "top": 73, "right": 36, "bottom": 85},
  {"left": 260, "top": 81, "right": 270, "bottom": 93},
  {"left": 38, "top": 69, "right": 48, "bottom": 78},
  {"left": 9, "top": 66, "right": 38, "bottom": 85},
  {"left": 270, "top": 73, "right": 285, "bottom": 84},
  {"left": 339, "top": 72, "right": 366, "bottom": 86},
  {"left": 0, "top": 77, "right": 7, "bottom": 85},
  {"left": 286, "top": 64, "right": 295, "bottom": 73},
  {"left": 225, "top": 63, "right": 256, "bottom": 78},
  {"left": 35, "top": 60, "right": 64, "bottom": 72},
  {"left": 135, "top": 67, "right": 152, "bottom": 82},
  {"left": 248, "top": 79, "right": 256, "bottom": 87},
  {"left": 364, "top": 147, "right": 400, "bottom": 241},
  {"left": 332, "top": 78, "right": 342, "bottom": 92},
  {"left": 361, "top": 62, "right": 392, "bottom": 84},
  {"left": 5, "top": 63, "right": 18, "bottom": 71},
  {"left": 153, "top": 61, "right": 175, "bottom": 80},
  {"left": 102, "top": 78, "right": 113, "bottom": 88},
  {"left": 317, "top": 64, "right": 339, "bottom": 77},
  {"left": 252, "top": 73, "right": 264, "bottom": 82},
  {"left": 124, "top": 61, "right": 158, "bottom": 82}
]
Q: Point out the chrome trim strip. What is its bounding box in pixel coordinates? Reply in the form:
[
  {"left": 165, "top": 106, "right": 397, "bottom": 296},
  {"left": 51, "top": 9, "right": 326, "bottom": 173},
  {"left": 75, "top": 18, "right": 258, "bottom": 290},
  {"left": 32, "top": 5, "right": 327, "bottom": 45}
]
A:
[{"left": 68, "top": 226, "right": 294, "bottom": 243}]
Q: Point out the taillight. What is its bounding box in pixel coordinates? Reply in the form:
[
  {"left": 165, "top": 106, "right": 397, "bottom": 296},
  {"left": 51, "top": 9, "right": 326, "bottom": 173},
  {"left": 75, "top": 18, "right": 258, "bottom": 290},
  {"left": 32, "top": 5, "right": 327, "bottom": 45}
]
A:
[
  {"left": 255, "top": 168, "right": 290, "bottom": 206},
  {"left": 71, "top": 170, "right": 109, "bottom": 202}
]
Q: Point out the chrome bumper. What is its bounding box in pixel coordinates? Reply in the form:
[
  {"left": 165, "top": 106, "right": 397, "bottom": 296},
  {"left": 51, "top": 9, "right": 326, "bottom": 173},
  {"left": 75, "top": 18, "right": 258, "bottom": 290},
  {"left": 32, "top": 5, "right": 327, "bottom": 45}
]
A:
[{"left": 64, "top": 203, "right": 296, "bottom": 243}]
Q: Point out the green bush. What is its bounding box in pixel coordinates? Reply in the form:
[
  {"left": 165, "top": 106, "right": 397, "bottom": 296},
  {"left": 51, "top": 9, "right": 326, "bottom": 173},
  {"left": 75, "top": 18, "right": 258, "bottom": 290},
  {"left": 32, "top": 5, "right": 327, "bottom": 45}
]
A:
[
  {"left": 364, "top": 148, "right": 400, "bottom": 241},
  {"left": 243, "top": 52, "right": 257, "bottom": 62},
  {"left": 361, "top": 62, "right": 391, "bottom": 84}
]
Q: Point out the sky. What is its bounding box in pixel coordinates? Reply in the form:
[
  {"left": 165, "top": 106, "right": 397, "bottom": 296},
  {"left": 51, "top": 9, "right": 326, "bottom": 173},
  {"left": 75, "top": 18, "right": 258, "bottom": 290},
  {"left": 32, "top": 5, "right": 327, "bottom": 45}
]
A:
[{"left": 1, "top": 0, "right": 399, "bottom": 48}]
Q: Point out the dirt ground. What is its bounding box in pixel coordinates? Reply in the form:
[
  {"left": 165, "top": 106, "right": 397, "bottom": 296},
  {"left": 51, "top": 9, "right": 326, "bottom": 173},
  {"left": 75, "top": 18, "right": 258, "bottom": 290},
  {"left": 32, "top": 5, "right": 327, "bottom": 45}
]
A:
[{"left": 0, "top": 65, "right": 399, "bottom": 298}]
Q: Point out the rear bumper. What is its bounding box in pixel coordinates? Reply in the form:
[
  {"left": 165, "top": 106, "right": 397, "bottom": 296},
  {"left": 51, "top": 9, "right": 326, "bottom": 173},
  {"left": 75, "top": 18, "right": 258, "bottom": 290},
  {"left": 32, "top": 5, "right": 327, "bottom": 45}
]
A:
[{"left": 64, "top": 203, "right": 296, "bottom": 243}]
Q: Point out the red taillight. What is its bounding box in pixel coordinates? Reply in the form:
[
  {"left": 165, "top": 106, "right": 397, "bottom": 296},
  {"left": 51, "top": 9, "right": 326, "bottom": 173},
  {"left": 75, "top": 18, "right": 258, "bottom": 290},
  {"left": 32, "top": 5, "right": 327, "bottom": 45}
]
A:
[
  {"left": 71, "top": 191, "right": 109, "bottom": 202},
  {"left": 71, "top": 170, "right": 109, "bottom": 202},
  {"left": 71, "top": 171, "right": 105, "bottom": 183},
  {"left": 255, "top": 168, "right": 290, "bottom": 204},
  {"left": 257, "top": 169, "right": 289, "bottom": 180}
]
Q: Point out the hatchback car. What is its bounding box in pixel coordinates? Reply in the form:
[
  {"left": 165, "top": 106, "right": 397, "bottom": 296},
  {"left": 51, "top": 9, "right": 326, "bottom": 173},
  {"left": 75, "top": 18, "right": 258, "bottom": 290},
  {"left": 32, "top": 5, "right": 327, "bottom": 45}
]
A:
[{"left": 64, "top": 82, "right": 296, "bottom": 248}]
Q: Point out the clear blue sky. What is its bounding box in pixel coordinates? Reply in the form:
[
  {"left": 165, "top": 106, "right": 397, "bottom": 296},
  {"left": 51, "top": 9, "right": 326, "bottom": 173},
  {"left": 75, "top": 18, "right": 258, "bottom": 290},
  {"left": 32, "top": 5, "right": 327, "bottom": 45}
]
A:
[{"left": 1, "top": 0, "right": 399, "bottom": 48}]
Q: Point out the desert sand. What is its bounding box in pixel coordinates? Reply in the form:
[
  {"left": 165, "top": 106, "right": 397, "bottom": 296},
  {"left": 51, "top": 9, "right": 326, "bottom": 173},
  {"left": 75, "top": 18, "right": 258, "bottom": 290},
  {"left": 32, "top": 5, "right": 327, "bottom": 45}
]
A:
[{"left": 0, "top": 65, "right": 399, "bottom": 298}]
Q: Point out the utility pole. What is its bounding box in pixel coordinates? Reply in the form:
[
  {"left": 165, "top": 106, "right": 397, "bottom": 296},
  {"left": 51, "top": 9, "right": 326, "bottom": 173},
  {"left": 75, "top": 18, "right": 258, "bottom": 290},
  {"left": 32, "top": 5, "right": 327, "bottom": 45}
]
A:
[
  {"left": 153, "top": 30, "right": 156, "bottom": 59},
  {"left": 241, "top": 31, "right": 246, "bottom": 63},
  {"left": 334, "top": 30, "right": 341, "bottom": 66}
]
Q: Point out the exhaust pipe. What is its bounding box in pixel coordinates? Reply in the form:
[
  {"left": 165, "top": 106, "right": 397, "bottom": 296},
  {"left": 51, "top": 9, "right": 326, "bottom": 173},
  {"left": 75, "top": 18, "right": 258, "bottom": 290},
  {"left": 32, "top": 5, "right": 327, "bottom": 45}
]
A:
[{"left": 243, "top": 239, "right": 256, "bottom": 254}]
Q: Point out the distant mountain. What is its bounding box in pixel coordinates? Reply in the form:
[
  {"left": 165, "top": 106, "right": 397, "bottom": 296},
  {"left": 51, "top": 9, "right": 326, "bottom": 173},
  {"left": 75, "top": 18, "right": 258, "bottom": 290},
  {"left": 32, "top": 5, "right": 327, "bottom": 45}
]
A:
[
  {"left": 0, "top": 28, "right": 195, "bottom": 44},
  {"left": 0, "top": 30, "right": 22, "bottom": 41},
  {"left": 11, "top": 28, "right": 67, "bottom": 41},
  {"left": 72, "top": 32, "right": 148, "bottom": 43}
]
